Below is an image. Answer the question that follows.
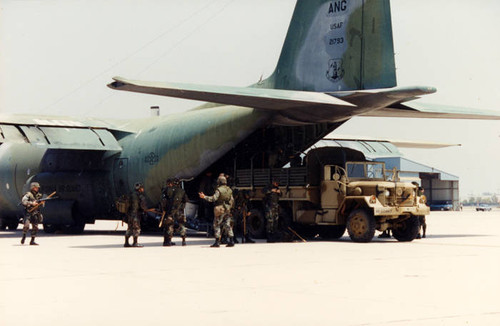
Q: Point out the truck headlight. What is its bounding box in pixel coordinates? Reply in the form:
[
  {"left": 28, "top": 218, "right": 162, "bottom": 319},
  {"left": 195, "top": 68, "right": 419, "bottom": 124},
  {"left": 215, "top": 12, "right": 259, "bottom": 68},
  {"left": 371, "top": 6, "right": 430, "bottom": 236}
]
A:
[
  {"left": 353, "top": 187, "right": 362, "bottom": 196},
  {"left": 384, "top": 190, "right": 390, "bottom": 197}
]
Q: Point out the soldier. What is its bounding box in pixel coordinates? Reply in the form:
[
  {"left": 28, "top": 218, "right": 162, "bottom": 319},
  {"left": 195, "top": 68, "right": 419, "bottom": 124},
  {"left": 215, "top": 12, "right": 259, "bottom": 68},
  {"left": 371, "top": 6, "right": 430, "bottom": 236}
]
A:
[
  {"left": 124, "top": 182, "right": 147, "bottom": 248},
  {"left": 417, "top": 186, "right": 427, "bottom": 239},
  {"left": 232, "top": 189, "right": 255, "bottom": 243},
  {"left": 163, "top": 178, "right": 188, "bottom": 246},
  {"left": 160, "top": 178, "right": 174, "bottom": 213},
  {"left": 20, "top": 182, "right": 43, "bottom": 245},
  {"left": 199, "top": 175, "right": 235, "bottom": 248},
  {"left": 264, "top": 179, "right": 281, "bottom": 242}
]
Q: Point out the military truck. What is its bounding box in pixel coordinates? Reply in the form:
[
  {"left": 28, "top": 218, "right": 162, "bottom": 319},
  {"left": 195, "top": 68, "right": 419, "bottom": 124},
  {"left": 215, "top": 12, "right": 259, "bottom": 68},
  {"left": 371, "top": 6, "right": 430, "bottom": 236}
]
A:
[{"left": 234, "top": 147, "right": 429, "bottom": 242}]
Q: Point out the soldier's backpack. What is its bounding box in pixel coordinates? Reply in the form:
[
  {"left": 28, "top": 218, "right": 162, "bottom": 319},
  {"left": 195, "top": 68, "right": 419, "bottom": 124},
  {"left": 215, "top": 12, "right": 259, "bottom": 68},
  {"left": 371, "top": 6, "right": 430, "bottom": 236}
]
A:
[{"left": 115, "top": 194, "right": 130, "bottom": 214}]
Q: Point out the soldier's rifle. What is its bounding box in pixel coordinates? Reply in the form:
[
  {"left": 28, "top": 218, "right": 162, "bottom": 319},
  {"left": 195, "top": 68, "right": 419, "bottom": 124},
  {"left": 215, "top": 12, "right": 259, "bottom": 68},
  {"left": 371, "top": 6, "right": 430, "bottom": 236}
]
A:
[
  {"left": 158, "top": 211, "right": 166, "bottom": 228},
  {"left": 288, "top": 226, "right": 306, "bottom": 243},
  {"left": 28, "top": 191, "right": 57, "bottom": 213},
  {"left": 241, "top": 204, "right": 247, "bottom": 243}
]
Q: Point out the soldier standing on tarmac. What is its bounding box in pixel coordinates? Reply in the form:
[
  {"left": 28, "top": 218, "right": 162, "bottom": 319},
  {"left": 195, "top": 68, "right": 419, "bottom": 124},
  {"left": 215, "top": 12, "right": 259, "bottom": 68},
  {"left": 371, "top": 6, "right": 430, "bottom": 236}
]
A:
[
  {"left": 417, "top": 186, "right": 427, "bottom": 239},
  {"left": 199, "top": 175, "right": 235, "bottom": 248},
  {"left": 161, "top": 179, "right": 174, "bottom": 246},
  {"left": 124, "top": 182, "right": 147, "bottom": 248},
  {"left": 163, "top": 178, "right": 188, "bottom": 246},
  {"left": 161, "top": 179, "right": 174, "bottom": 214},
  {"left": 264, "top": 179, "right": 281, "bottom": 242},
  {"left": 233, "top": 189, "right": 255, "bottom": 243},
  {"left": 20, "top": 182, "right": 43, "bottom": 245}
]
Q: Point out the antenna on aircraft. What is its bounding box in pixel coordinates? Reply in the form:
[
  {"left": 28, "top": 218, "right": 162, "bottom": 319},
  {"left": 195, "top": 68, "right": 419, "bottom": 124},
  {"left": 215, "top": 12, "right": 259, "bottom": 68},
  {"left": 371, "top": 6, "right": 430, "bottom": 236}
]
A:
[{"left": 150, "top": 106, "right": 160, "bottom": 117}]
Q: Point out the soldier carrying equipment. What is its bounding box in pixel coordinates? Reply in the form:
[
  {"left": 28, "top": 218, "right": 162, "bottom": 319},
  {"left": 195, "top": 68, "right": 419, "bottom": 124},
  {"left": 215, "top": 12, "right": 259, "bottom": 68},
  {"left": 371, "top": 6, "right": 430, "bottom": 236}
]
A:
[
  {"left": 20, "top": 182, "right": 49, "bottom": 245},
  {"left": 199, "top": 175, "right": 235, "bottom": 248},
  {"left": 124, "top": 182, "right": 147, "bottom": 247},
  {"left": 264, "top": 179, "right": 281, "bottom": 242},
  {"left": 162, "top": 178, "right": 188, "bottom": 247},
  {"left": 232, "top": 189, "right": 255, "bottom": 244}
]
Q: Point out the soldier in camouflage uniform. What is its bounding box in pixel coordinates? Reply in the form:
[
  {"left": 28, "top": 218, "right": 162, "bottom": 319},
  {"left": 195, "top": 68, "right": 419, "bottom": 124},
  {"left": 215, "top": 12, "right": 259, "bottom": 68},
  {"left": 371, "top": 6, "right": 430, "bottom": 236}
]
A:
[
  {"left": 160, "top": 179, "right": 174, "bottom": 214},
  {"left": 124, "top": 182, "right": 148, "bottom": 248},
  {"left": 199, "top": 175, "right": 235, "bottom": 248},
  {"left": 20, "top": 182, "right": 43, "bottom": 245},
  {"left": 232, "top": 189, "right": 255, "bottom": 243},
  {"left": 160, "top": 178, "right": 174, "bottom": 245},
  {"left": 416, "top": 187, "right": 427, "bottom": 239},
  {"left": 163, "top": 178, "right": 188, "bottom": 246},
  {"left": 264, "top": 179, "right": 282, "bottom": 242}
]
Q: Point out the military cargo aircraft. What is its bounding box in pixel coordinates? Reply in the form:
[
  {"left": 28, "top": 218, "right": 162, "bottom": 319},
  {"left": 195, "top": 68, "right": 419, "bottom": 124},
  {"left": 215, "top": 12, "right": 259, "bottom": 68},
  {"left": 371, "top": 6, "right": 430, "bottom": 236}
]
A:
[{"left": 1, "top": 0, "right": 499, "bottom": 233}]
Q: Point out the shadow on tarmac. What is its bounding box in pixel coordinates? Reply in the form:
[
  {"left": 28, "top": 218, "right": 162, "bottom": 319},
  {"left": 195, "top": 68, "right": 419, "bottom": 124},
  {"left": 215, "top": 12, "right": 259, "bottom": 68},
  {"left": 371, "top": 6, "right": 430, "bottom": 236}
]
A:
[
  {"left": 69, "top": 239, "right": 217, "bottom": 249},
  {"left": 309, "top": 233, "right": 490, "bottom": 243}
]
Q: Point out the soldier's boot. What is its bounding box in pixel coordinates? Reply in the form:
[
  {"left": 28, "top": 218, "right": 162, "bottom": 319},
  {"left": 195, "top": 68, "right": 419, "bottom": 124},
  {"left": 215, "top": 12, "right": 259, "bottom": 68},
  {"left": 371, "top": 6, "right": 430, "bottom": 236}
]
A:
[
  {"left": 416, "top": 233, "right": 422, "bottom": 239},
  {"left": 220, "top": 236, "right": 228, "bottom": 244},
  {"left": 163, "top": 236, "right": 171, "bottom": 246},
  {"left": 132, "top": 236, "right": 143, "bottom": 248},
  {"left": 266, "top": 232, "right": 275, "bottom": 243},
  {"left": 124, "top": 236, "right": 131, "bottom": 247},
  {"left": 226, "top": 237, "right": 235, "bottom": 247},
  {"left": 21, "top": 234, "right": 26, "bottom": 245},
  {"left": 29, "top": 237, "right": 38, "bottom": 246},
  {"left": 182, "top": 236, "right": 186, "bottom": 246},
  {"left": 245, "top": 234, "right": 255, "bottom": 244},
  {"left": 210, "top": 238, "right": 220, "bottom": 248}
]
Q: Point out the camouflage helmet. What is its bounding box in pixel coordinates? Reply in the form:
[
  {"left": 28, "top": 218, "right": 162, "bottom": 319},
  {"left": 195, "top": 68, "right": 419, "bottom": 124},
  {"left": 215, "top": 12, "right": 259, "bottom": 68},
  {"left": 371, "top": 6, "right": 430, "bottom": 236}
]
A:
[
  {"left": 30, "top": 182, "right": 40, "bottom": 190},
  {"left": 134, "top": 182, "right": 144, "bottom": 190},
  {"left": 217, "top": 175, "right": 227, "bottom": 185},
  {"left": 173, "top": 178, "right": 180, "bottom": 185}
]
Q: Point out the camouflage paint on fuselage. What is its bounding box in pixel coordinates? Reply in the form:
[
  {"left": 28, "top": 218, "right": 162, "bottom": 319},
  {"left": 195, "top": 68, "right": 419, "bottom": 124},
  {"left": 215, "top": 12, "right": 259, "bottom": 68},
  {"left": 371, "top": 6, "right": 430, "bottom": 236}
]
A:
[{"left": 115, "top": 106, "right": 267, "bottom": 201}]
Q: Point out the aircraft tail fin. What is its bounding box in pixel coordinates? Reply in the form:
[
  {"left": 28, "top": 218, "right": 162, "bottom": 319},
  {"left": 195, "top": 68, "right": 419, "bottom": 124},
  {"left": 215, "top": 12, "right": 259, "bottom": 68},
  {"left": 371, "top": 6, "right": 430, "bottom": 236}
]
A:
[{"left": 261, "top": 0, "right": 396, "bottom": 92}]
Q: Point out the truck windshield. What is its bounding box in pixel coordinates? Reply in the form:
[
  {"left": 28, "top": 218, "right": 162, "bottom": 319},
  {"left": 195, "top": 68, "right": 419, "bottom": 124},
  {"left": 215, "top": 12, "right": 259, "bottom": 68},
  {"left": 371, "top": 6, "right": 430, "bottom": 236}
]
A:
[{"left": 346, "top": 162, "right": 385, "bottom": 180}]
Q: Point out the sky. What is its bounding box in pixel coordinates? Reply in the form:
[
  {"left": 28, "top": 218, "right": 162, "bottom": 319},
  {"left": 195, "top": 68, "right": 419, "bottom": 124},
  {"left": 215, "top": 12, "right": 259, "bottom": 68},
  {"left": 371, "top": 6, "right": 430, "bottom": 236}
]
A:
[{"left": 1, "top": 0, "right": 499, "bottom": 198}]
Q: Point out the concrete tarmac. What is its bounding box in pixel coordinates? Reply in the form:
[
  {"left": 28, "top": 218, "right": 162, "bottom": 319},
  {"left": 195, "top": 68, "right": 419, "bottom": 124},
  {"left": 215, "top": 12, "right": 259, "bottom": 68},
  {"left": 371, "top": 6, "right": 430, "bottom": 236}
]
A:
[{"left": 1, "top": 208, "right": 500, "bottom": 326}]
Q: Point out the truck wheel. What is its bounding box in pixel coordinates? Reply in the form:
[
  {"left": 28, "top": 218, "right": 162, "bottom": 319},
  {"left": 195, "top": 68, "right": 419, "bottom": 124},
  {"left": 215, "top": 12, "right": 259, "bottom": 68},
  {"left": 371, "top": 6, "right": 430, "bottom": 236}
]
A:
[
  {"left": 320, "top": 225, "right": 346, "bottom": 239},
  {"left": 392, "top": 215, "right": 419, "bottom": 242},
  {"left": 347, "top": 209, "right": 375, "bottom": 242},
  {"left": 247, "top": 209, "right": 266, "bottom": 239}
]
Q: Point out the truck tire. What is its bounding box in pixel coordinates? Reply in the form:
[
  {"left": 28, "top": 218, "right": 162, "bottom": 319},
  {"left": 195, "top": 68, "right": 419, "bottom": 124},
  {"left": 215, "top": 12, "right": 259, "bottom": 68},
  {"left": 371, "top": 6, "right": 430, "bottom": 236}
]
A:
[
  {"left": 247, "top": 209, "right": 266, "bottom": 239},
  {"left": 347, "top": 209, "right": 375, "bottom": 242},
  {"left": 392, "top": 215, "right": 419, "bottom": 242},
  {"left": 319, "top": 225, "right": 346, "bottom": 239}
]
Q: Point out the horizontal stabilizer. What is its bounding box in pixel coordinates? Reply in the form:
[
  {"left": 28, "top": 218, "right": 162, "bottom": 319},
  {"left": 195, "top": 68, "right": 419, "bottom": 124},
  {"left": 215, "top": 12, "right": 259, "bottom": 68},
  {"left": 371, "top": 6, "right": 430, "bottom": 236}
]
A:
[
  {"left": 360, "top": 101, "right": 500, "bottom": 120},
  {"left": 108, "top": 77, "right": 358, "bottom": 124},
  {"left": 328, "top": 135, "right": 460, "bottom": 149}
]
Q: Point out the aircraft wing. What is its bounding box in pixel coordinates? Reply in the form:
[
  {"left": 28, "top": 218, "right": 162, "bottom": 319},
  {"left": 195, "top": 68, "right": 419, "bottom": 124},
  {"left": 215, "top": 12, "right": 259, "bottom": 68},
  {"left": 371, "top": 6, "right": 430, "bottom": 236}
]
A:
[
  {"left": 109, "top": 77, "right": 359, "bottom": 124},
  {"left": 109, "top": 77, "right": 500, "bottom": 123},
  {"left": 326, "top": 135, "right": 460, "bottom": 149},
  {"left": 359, "top": 101, "right": 500, "bottom": 120}
]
